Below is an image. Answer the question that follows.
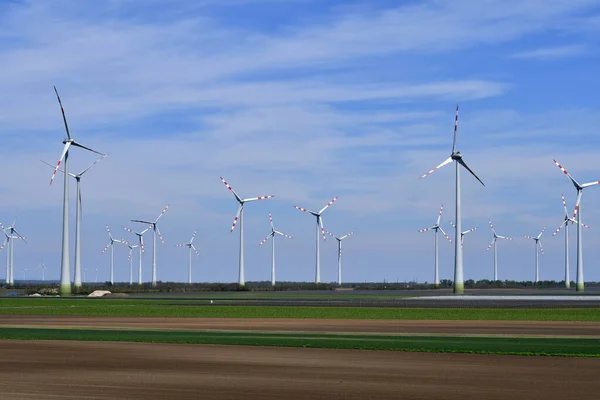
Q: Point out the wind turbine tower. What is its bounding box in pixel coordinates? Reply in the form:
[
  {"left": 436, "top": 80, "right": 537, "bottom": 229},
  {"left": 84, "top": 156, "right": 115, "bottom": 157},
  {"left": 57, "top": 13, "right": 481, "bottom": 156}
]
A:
[
  {"left": 419, "top": 106, "right": 485, "bottom": 294},
  {"left": 553, "top": 160, "right": 599, "bottom": 291},
  {"left": 486, "top": 220, "right": 512, "bottom": 281},
  {"left": 220, "top": 177, "right": 274, "bottom": 286},
  {"left": 49, "top": 87, "right": 105, "bottom": 296},
  {"left": 176, "top": 231, "right": 200, "bottom": 284},
  {"left": 552, "top": 193, "right": 589, "bottom": 289},
  {"left": 418, "top": 205, "right": 452, "bottom": 287},
  {"left": 294, "top": 196, "right": 339, "bottom": 284},
  {"left": 3, "top": 220, "right": 27, "bottom": 285},
  {"left": 525, "top": 227, "right": 546, "bottom": 283},
  {"left": 124, "top": 225, "right": 151, "bottom": 285},
  {"left": 259, "top": 213, "right": 292, "bottom": 286},
  {"left": 326, "top": 231, "right": 353, "bottom": 286},
  {"left": 131, "top": 205, "right": 169, "bottom": 287}
]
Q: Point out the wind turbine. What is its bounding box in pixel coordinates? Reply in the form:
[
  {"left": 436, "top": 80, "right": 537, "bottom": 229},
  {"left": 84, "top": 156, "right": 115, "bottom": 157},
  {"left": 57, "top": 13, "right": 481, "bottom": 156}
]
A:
[
  {"left": 124, "top": 226, "right": 151, "bottom": 285},
  {"left": 326, "top": 231, "right": 353, "bottom": 286},
  {"left": 131, "top": 205, "right": 169, "bottom": 287},
  {"left": 419, "top": 106, "right": 485, "bottom": 294},
  {"left": 83, "top": 268, "right": 87, "bottom": 283},
  {"left": 524, "top": 227, "right": 546, "bottom": 283},
  {"left": 552, "top": 194, "right": 590, "bottom": 289},
  {"left": 220, "top": 177, "right": 274, "bottom": 286},
  {"left": 294, "top": 196, "right": 339, "bottom": 284},
  {"left": 448, "top": 221, "right": 478, "bottom": 247},
  {"left": 486, "top": 220, "right": 512, "bottom": 281},
  {"left": 41, "top": 155, "right": 106, "bottom": 289},
  {"left": 3, "top": 220, "right": 27, "bottom": 285},
  {"left": 418, "top": 205, "right": 452, "bottom": 288},
  {"left": 22, "top": 268, "right": 27, "bottom": 281},
  {"left": 49, "top": 86, "right": 106, "bottom": 296},
  {"left": 122, "top": 240, "right": 138, "bottom": 285},
  {"left": 553, "top": 159, "right": 600, "bottom": 292},
  {"left": 101, "top": 225, "right": 123, "bottom": 284},
  {"left": 39, "top": 262, "right": 47, "bottom": 281},
  {"left": 259, "top": 213, "right": 292, "bottom": 287},
  {"left": 176, "top": 231, "right": 200, "bottom": 284},
  {"left": 95, "top": 267, "right": 98, "bottom": 284}
]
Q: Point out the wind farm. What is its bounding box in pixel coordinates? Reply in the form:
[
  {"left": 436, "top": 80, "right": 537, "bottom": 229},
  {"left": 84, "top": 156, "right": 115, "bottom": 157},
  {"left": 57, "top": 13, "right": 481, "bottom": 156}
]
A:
[{"left": 2, "top": 2, "right": 600, "bottom": 397}]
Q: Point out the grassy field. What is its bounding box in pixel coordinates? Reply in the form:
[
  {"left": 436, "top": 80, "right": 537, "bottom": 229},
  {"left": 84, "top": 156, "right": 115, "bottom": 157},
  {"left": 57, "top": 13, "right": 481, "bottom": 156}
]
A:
[
  {"left": 0, "top": 327, "right": 598, "bottom": 357},
  {"left": 1, "top": 298, "right": 600, "bottom": 320}
]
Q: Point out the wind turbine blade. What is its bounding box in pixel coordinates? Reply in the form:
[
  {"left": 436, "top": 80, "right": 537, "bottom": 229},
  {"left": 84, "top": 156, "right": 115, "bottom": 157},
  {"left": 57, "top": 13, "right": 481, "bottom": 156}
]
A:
[
  {"left": 561, "top": 193, "right": 568, "bottom": 217},
  {"left": 124, "top": 227, "right": 134, "bottom": 234},
  {"left": 50, "top": 142, "right": 72, "bottom": 185},
  {"left": 524, "top": 236, "right": 534, "bottom": 239},
  {"left": 463, "top": 227, "right": 478, "bottom": 234},
  {"left": 319, "top": 217, "right": 327, "bottom": 242},
  {"left": 340, "top": 232, "right": 354, "bottom": 240},
  {"left": 105, "top": 225, "right": 113, "bottom": 239},
  {"left": 581, "top": 180, "right": 600, "bottom": 188},
  {"left": 190, "top": 230, "right": 197, "bottom": 243},
  {"left": 244, "top": 195, "right": 275, "bottom": 202},
  {"left": 452, "top": 105, "right": 459, "bottom": 154},
  {"left": 175, "top": 243, "right": 187, "bottom": 247},
  {"left": 131, "top": 219, "right": 153, "bottom": 224},
  {"left": 436, "top": 205, "right": 444, "bottom": 226},
  {"left": 486, "top": 238, "right": 495, "bottom": 251},
  {"left": 553, "top": 159, "right": 580, "bottom": 188},
  {"left": 156, "top": 226, "right": 165, "bottom": 244},
  {"left": 41, "top": 159, "right": 67, "bottom": 174},
  {"left": 259, "top": 234, "right": 272, "bottom": 246},
  {"left": 275, "top": 231, "right": 293, "bottom": 239},
  {"left": 318, "top": 196, "right": 339, "bottom": 214},
  {"left": 70, "top": 140, "right": 105, "bottom": 156},
  {"left": 488, "top": 220, "right": 496, "bottom": 234},
  {"left": 573, "top": 190, "right": 582, "bottom": 221},
  {"left": 269, "top": 212, "right": 274, "bottom": 230},
  {"left": 538, "top": 226, "right": 547, "bottom": 239},
  {"left": 419, "top": 157, "right": 452, "bottom": 180},
  {"left": 220, "top": 176, "right": 243, "bottom": 203},
  {"left": 457, "top": 158, "right": 485, "bottom": 186},
  {"left": 191, "top": 244, "right": 200, "bottom": 257},
  {"left": 539, "top": 240, "right": 544, "bottom": 255},
  {"left": 448, "top": 220, "right": 456, "bottom": 229},
  {"left": 230, "top": 205, "right": 242, "bottom": 232},
  {"left": 418, "top": 227, "right": 430, "bottom": 233},
  {"left": 12, "top": 228, "right": 27, "bottom": 244},
  {"left": 79, "top": 154, "right": 107, "bottom": 176},
  {"left": 54, "top": 86, "right": 72, "bottom": 140},
  {"left": 294, "top": 205, "right": 317, "bottom": 215},
  {"left": 101, "top": 242, "right": 111, "bottom": 253},
  {"left": 438, "top": 226, "right": 452, "bottom": 243},
  {"left": 155, "top": 205, "right": 169, "bottom": 223},
  {"left": 552, "top": 220, "right": 568, "bottom": 236}
]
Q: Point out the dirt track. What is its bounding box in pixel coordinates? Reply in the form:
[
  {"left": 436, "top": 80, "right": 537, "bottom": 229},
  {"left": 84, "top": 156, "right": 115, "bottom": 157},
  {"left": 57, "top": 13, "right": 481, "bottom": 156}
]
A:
[
  {"left": 0, "top": 340, "right": 598, "bottom": 400},
  {"left": 2, "top": 315, "right": 600, "bottom": 337}
]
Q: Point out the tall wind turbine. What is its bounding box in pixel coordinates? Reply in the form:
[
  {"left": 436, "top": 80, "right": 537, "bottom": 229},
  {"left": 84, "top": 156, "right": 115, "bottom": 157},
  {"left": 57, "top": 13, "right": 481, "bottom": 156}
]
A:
[
  {"left": 486, "top": 220, "right": 512, "bottom": 281},
  {"left": 124, "top": 226, "right": 151, "bottom": 285},
  {"left": 418, "top": 205, "right": 452, "bottom": 288},
  {"left": 552, "top": 194, "right": 590, "bottom": 289},
  {"left": 176, "top": 231, "right": 200, "bottom": 284},
  {"left": 101, "top": 225, "right": 123, "bottom": 284},
  {"left": 448, "top": 221, "right": 478, "bottom": 247},
  {"left": 259, "top": 213, "right": 292, "bottom": 287},
  {"left": 122, "top": 240, "right": 138, "bottom": 285},
  {"left": 131, "top": 205, "right": 169, "bottom": 287},
  {"left": 83, "top": 268, "right": 88, "bottom": 283},
  {"left": 50, "top": 86, "right": 106, "bottom": 296},
  {"left": 525, "top": 227, "right": 546, "bottom": 283},
  {"left": 294, "top": 196, "right": 339, "bottom": 284},
  {"left": 95, "top": 267, "right": 98, "bottom": 284},
  {"left": 220, "top": 177, "right": 274, "bottom": 286},
  {"left": 39, "top": 262, "right": 47, "bottom": 281},
  {"left": 326, "top": 231, "right": 353, "bottom": 286},
  {"left": 3, "top": 220, "right": 27, "bottom": 285},
  {"left": 553, "top": 159, "right": 600, "bottom": 292},
  {"left": 42, "top": 155, "right": 106, "bottom": 289},
  {"left": 419, "top": 106, "right": 485, "bottom": 294}
]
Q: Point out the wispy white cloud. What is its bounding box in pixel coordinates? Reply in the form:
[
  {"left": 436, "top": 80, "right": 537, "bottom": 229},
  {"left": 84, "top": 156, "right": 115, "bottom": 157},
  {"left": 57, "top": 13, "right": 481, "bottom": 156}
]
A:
[{"left": 511, "top": 44, "right": 587, "bottom": 59}]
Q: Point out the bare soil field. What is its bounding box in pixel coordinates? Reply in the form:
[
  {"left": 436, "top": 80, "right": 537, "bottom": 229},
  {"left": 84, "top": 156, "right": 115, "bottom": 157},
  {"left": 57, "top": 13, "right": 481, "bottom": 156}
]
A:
[
  {"left": 2, "top": 315, "right": 600, "bottom": 337},
  {"left": 0, "top": 340, "right": 598, "bottom": 400}
]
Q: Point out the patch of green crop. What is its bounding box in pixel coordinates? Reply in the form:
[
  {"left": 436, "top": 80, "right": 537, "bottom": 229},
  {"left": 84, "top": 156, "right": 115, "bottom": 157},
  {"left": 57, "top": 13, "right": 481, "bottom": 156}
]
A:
[
  {"left": 1, "top": 298, "right": 599, "bottom": 321},
  {"left": 0, "top": 327, "right": 598, "bottom": 357}
]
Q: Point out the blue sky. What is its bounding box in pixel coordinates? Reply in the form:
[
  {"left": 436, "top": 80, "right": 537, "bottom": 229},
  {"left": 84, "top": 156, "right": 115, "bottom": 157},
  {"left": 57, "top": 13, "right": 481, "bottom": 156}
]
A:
[{"left": 1, "top": 0, "right": 600, "bottom": 284}]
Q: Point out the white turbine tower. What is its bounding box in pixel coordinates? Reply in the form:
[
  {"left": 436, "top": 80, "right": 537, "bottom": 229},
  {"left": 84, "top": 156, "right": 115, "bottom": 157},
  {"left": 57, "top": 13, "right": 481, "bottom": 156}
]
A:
[
  {"left": 486, "top": 220, "right": 512, "bottom": 281},
  {"left": 220, "top": 177, "right": 275, "bottom": 286},
  {"left": 326, "top": 231, "right": 353, "bottom": 286},
  {"left": 419, "top": 106, "right": 485, "bottom": 294},
  {"left": 22, "top": 268, "right": 27, "bottom": 281},
  {"left": 259, "top": 213, "right": 292, "bottom": 287},
  {"left": 553, "top": 159, "right": 600, "bottom": 292},
  {"left": 524, "top": 227, "right": 546, "bottom": 283},
  {"left": 95, "top": 267, "right": 98, "bottom": 284},
  {"left": 122, "top": 240, "right": 139, "bottom": 285},
  {"left": 552, "top": 193, "right": 590, "bottom": 289},
  {"left": 101, "top": 225, "right": 123, "bottom": 284},
  {"left": 42, "top": 155, "right": 106, "bottom": 289},
  {"left": 131, "top": 205, "right": 169, "bottom": 287},
  {"left": 294, "top": 196, "right": 339, "bottom": 284},
  {"left": 49, "top": 86, "right": 106, "bottom": 296},
  {"left": 124, "top": 225, "right": 151, "bottom": 285},
  {"left": 39, "top": 262, "right": 47, "bottom": 281},
  {"left": 418, "top": 205, "right": 452, "bottom": 288},
  {"left": 3, "top": 220, "right": 27, "bottom": 285},
  {"left": 176, "top": 231, "right": 200, "bottom": 284},
  {"left": 83, "top": 268, "right": 88, "bottom": 283},
  {"left": 448, "top": 221, "right": 478, "bottom": 247}
]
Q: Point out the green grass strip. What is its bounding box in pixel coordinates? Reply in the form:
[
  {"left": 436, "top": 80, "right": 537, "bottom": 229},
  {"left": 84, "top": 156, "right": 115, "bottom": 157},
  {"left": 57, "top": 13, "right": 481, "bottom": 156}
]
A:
[
  {"left": 2, "top": 298, "right": 600, "bottom": 321},
  {"left": 0, "top": 327, "right": 599, "bottom": 357}
]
